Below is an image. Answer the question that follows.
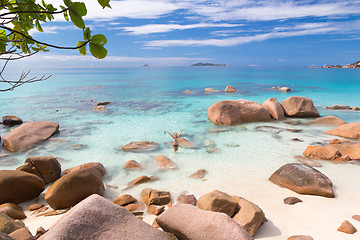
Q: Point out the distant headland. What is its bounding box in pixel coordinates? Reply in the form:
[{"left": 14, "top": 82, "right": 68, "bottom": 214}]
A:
[
  {"left": 310, "top": 61, "right": 360, "bottom": 69},
  {"left": 191, "top": 62, "right": 230, "bottom": 67}
]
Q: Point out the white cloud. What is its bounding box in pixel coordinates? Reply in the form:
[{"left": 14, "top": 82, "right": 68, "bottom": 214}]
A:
[{"left": 120, "top": 23, "right": 243, "bottom": 35}]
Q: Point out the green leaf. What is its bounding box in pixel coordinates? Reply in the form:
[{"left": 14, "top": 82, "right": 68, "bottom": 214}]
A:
[
  {"left": 63, "top": 0, "right": 71, "bottom": 7},
  {"left": 69, "top": 9, "right": 85, "bottom": 29},
  {"left": 77, "top": 41, "right": 87, "bottom": 55},
  {"left": 70, "top": 2, "right": 87, "bottom": 17},
  {"left": 90, "top": 34, "right": 107, "bottom": 46},
  {"left": 0, "top": 42, "right": 6, "bottom": 53},
  {"left": 89, "top": 42, "right": 107, "bottom": 59},
  {"left": 31, "top": 47, "right": 41, "bottom": 51},
  {"left": 97, "top": 0, "right": 111, "bottom": 9},
  {"left": 35, "top": 20, "right": 43, "bottom": 32},
  {"left": 83, "top": 27, "right": 91, "bottom": 41}
]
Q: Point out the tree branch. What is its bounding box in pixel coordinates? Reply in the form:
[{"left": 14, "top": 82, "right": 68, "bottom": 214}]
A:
[{"left": 0, "top": 8, "right": 68, "bottom": 18}]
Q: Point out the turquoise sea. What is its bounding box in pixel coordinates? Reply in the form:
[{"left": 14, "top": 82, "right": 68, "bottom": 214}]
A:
[{"left": 1, "top": 67, "right": 360, "bottom": 239}]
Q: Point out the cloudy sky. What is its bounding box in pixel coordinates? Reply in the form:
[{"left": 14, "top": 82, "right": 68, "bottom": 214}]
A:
[{"left": 18, "top": 0, "right": 360, "bottom": 67}]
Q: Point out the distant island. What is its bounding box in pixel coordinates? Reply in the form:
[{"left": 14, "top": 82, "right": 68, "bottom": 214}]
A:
[
  {"left": 143, "top": 64, "right": 150, "bottom": 67},
  {"left": 310, "top": 60, "right": 360, "bottom": 68},
  {"left": 191, "top": 62, "right": 230, "bottom": 67}
]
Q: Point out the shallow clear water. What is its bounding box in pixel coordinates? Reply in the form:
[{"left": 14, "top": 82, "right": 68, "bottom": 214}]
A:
[{"left": 1, "top": 67, "right": 360, "bottom": 239}]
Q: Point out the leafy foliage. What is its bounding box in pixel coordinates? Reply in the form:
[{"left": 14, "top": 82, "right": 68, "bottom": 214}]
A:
[{"left": 0, "top": 0, "right": 111, "bottom": 91}]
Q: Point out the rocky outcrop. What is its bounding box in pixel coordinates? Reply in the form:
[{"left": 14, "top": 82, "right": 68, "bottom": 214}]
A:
[
  {"left": 44, "top": 168, "right": 104, "bottom": 210},
  {"left": 0, "top": 203, "right": 26, "bottom": 220},
  {"left": 225, "top": 85, "right": 237, "bottom": 93},
  {"left": 303, "top": 142, "right": 360, "bottom": 160},
  {"left": 325, "top": 105, "right": 350, "bottom": 110},
  {"left": 232, "top": 196, "right": 265, "bottom": 236},
  {"left": 140, "top": 188, "right": 171, "bottom": 206},
  {"left": 262, "top": 97, "right": 285, "bottom": 120},
  {"left": 121, "top": 141, "right": 160, "bottom": 152},
  {"left": 281, "top": 96, "right": 320, "bottom": 118},
  {"left": 16, "top": 156, "right": 61, "bottom": 184},
  {"left": 308, "top": 116, "right": 346, "bottom": 125},
  {"left": 3, "top": 121, "right": 59, "bottom": 152},
  {"left": 156, "top": 204, "right": 252, "bottom": 240},
  {"left": 198, "top": 190, "right": 239, "bottom": 217},
  {"left": 63, "top": 162, "right": 106, "bottom": 177},
  {"left": 269, "top": 163, "right": 334, "bottom": 198},
  {"left": 2, "top": 116, "right": 22, "bottom": 126},
  {"left": 325, "top": 122, "right": 360, "bottom": 139},
  {"left": 208, "top": 100, "right": 271, "bottom": 125},
  {"left": 154, "top": 155, "right": 178, "bottom": 170},
  {"left": 0, "top": 212, "right": 24, "bottom": 235},
  {"left": 0, "top": 170, "right": 45, "bottom": 204},
  {"left": 39, "top": 194, "right": 177, "bottom": 240},
  {"left": 337, "top": 220, "right": 357, "bottom": 234}
]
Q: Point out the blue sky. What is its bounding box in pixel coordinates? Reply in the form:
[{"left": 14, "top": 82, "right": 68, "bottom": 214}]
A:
[{"left": 18, "top": 0, "right": 360, "bottom": 67}]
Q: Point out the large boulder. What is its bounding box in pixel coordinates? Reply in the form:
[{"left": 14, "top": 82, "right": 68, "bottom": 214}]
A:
[
  {"left": 39, "top": 194, "right": 177, "bottom": 240},
  {"left": 262, "top": 97, "right": 285, "bottom": 120},
  {"left": 156, "top": 204, "right": 252, "bottom": 240},
  {"left": 0, "top": 212, "right": 24, "bottom": 235},
  {"left": 325, "top": 122, "right": 360, "bottom": 139},
  {"left": 16, "top": 156, "right": 61, "bottom": 184},
  {"left": 3, "top": 121, "right": 59, "bottom": 152},
  {"left": 140, "top": 188, "right": 171, "bottom": 206},
  {"left": 208, "top": 100, "right": 271, "bottom": 126},
  {"left": 269, "top": 163, "right": 334, "bottom": 198},
  {"left": 281, "top": 96, "right": 320, "bottom": 118},
  {"left": 303, "top": 142, "right": 360, "bottom": 160},
  {"left": 44, "top": 168, "right": 104, "bottom": 210},
  {"left": 0, "top": 204, "right": 26, "bottom": 220},
  {"left": 0, "top": 170, "right": 45, "bottom": 204},
  {"left": 198, "top": 190, "right": 239, "bottom": 217},
  {"left": 308, "top": 116, "right": 346, "bottom": 125},
  {"left": 232, "top": 196, "right": 265, "bottom": 236},
  {"left": 2, "top": 116, "right": 22, "bottom": 126},
  {"left": 121, "top": 141, "right": 160, "bottom": 152},
  {"left": 8, "top": 227, "right": 33, "bottom": 240},
  {"left": 63, "top": 162, "right": 106, "bottom": 177}
]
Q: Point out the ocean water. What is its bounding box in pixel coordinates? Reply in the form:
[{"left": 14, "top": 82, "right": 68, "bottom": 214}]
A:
[{"left": 1, "top": 67, "right": 360, "bottom": 239}]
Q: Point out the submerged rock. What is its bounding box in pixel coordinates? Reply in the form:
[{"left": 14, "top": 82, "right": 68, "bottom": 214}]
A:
[
  {"left": 45, "top": 168, "right": 104, "bottom": 210},
  {"left": 2, "top": 115, "right": 22, "bottom": 126},
  {"left": 198, "top": 190, "right": 239, "bottom": 217},
  {"left": 189, "top": 169, "right": 206, "bottom": 179},
  {"left": 183, "top": 90, "right": 192, "bottom": 94},
  {"left": 156, "top": 204, "right": 252, "bottom": 240},
  {"left": 294, "top": 155, "right": 322, "bottom": 167},
  {"left": 262, "top": 97, "right": 285, "bottom": 120},
  {"left": 225, "top": 85, "right": 237, "bottom": 93},
  {"left": 308, "top": 116, "right": 346, "bottom": 125},
  {"left": 232, "top": 196, "right": 265, "bottom": 236},
  {"left": 39, "top": 195, "right": 177, "bottom": 240},
  {"left": 178, "top": 137, "right": 198, "bottom": 149},
  {"left": 281, "top": 96, "right": 320, "bottom": 118},
  {"left": 154, "top": 155, "right": 178, "bottom": 170},
  {"left": 130, "top": 175, "right": 159, "bottom": 186},
  {"left": 123, "top": 160, "right": 143, "bottom": 170},
  {"left": 325, "top": 122, "right": 360, "bottom": 139},
  {"left": 3, "top": 121, "right": 59, "bottom": 152},
  {"left": 269, "top": 163, "right": 334, "bottom": 198},
  {"left": 0, "top": 170, "right": 45, "bottom": 204},
  {"left": 121, "top": 141, "right": 160, "bottom": 152}
]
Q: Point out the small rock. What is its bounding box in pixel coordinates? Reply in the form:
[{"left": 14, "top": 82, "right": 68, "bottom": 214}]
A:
[
  {"left": 189, "top": 169, "right": 206, "bottom": 179},
  {"left": 123, "top": 160, "right": 143, "bottom": 170},
  {"left": 140, "top": 188, "right": 171, "bottom": 206},
  {"left": 207, "top": 147, "right": 221, "bottom": 153},
  {"left": 130, "top": 175, "right": 159, "bottom": 186},
  {"left": 35, "top": 227, "right": 46, "bottom": 238},
  {"left": 329, "top": 139, "right": 341, "bottom": 144},
  {"left": 353, "top": 106, "right": 360, "bottom": 110},
  {"left": 8, "top": 227, "right": 33, "bottom": 240},
  {"left": 67, "top": 144, "right": 88, "bottom": 150},
  {"left": 124, "top": 203, "right": 144, "bottom": 213},
  {"left": 113, "top": 194, "right": 137, "bottom": 207},
  {"left": 92, "top": 106, "right": 107, "bottom": 111},
  {"left": 28, "top": 203, "right": 44, "bottom": 211},
  {"left": 352, "top": 215, "right": 360, "bottom": 222},
  {"left": 308, "top": 116, "right": 346, "bottom": 125},
  {"left": 152, "top": 219, "right": 160, "bottom": 228},
  {"left": 0, "top": 212, "right": 25, "bottom": 234},
  {"left": 337, "top": 220, "right": 357, "bottom": 234},
  {"left": 36, "top": 209, "right": 69, "bottom": 217},
  {"left": 2, "top": 115, "right": 23, "bottom": 126},
  {"left": 121, "top": 141, "right": 160, "bottom": 152},
  {"left": 294, "top": 155, "right": 322, "bottom": 167},
  {"left": 205, "top": 88, "right": 220, "bottom": 92},
  {"left": 31, "top": 206, "right": 48, "bottom": 216},
  {"left": 224, "top": 85, "right": 237, "bottom": 93},
  {"left": 177, "top": 194, "right": 197, "bottom": 206},
  {"left": 292, "top": 138, "right": 303, "bottom": 142},
  {"left": 287, "top": 235, "right": 314, "bottom": 240},
  {"left": 0, "top": 203, "right": 26, "bottom": 220},
  {"left": 279, "top": 87, "right": 291, "bottom": 92},
  {"left": 183, "top": 90, "right": 192, "bottom": 94},
  {"left": 283, "top": 197, "right": 302, "bottom": 205},
  {"left": 198, "top": 190, "right": 239, "bottom": 217},
  {"left": 95, "top": 101, "right": 111, "bottom": 106},
  {"left": 147, "top": 205, "right": 165, "bottom": 215},
  {"left": 154, "top": 155, "right": 178, "bottom": 170}
]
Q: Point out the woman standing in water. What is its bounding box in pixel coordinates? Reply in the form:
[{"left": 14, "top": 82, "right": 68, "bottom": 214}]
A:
[{"left": 165, "top": 129, "right": 184, "bottom": 152}]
